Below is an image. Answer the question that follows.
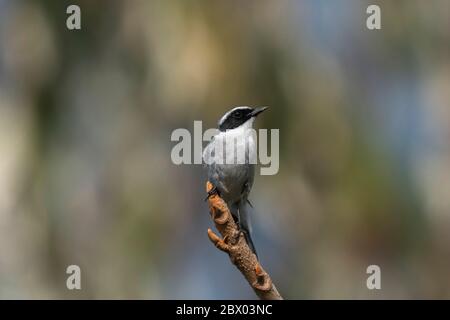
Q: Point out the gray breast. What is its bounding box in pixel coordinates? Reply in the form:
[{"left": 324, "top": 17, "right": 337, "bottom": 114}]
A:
[{"left": 208, "top": 162, "right": 255, "bottom": 204}]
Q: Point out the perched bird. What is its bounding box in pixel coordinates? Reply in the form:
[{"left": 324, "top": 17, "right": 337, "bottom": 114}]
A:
[{"left": 203, "top": 106, "right": 268, "bottom": 256}]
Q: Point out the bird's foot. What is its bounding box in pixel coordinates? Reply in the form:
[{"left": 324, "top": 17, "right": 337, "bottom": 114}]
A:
[{"left": 204, "top": 185, "right": 220, "bottom": 201}]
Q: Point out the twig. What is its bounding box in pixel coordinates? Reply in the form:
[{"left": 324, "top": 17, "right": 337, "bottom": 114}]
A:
[{"left": 205, "top": 181, "right": 283, "bottom": 300}]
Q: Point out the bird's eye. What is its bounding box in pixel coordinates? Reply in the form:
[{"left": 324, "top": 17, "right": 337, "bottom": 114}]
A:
[{"left": 233, "top": 111, "right": 243, "bottom": 119}]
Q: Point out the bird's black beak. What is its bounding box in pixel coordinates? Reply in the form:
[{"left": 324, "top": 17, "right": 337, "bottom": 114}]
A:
[{"left": 250, "top": 106, "right": 268, "bottom": 117}]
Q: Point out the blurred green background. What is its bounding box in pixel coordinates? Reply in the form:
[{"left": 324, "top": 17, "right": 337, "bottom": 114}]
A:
[{"left": 0, "top": 0, "right": 449, "bottom": 299}]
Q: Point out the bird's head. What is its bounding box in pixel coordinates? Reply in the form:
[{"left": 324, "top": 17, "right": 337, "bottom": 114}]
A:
[{"left": 218, "top": 106, "right": 268, "bottom": 131}]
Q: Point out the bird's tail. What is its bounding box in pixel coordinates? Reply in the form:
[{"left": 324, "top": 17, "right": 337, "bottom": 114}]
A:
[{"left": 236, "top": 201, "right": 258, "bottom": 257}]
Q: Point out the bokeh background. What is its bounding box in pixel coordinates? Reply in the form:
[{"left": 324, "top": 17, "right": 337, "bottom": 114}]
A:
[{"left": 0, "top": 0, "right": 449, "bottom": 299}]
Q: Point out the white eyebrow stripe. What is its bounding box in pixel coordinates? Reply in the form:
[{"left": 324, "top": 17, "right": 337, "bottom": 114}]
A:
[{"left": 218, "top": 106, "right": 252, "bottom": 127}]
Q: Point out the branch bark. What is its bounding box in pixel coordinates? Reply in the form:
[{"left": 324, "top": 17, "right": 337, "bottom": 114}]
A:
[{"left": 205, "top": 181, "right": 283, "bottom": 300}]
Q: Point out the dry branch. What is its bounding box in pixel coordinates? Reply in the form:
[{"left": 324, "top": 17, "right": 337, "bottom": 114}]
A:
[{"left": 205, "top": 181, "right": 283, "bottom": 300}]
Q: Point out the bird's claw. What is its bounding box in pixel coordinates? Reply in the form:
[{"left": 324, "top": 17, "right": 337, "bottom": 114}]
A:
[{"left": 204, "top": 185, "right": 219, "bottom": 201}]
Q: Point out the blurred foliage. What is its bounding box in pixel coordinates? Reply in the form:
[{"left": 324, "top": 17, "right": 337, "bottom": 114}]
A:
[{"left": 0, "top": 0, "right": 449, "bottom": 298}]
